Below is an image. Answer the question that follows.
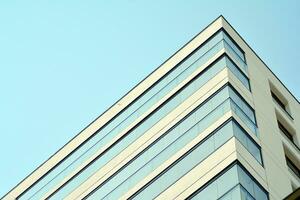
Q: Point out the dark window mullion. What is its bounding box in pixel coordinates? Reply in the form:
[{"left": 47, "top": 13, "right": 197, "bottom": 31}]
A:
[
  {"left": 286, "top": 157, "right": 300, "bottom": 179},
  {"left": 278, "top": 121, "right": 293, "bottom": 142},
  {"left": 271, "top": 92, "right": 286, "bottom": 110}
]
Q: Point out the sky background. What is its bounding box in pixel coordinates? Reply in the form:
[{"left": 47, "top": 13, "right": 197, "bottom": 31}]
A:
[{"left": 0, "top": 0, "right": 299, "bottom": 197}]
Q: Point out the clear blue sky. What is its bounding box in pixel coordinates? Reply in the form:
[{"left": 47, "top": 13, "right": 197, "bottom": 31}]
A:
[{"left": 0, "top": 0, "right": 299, "bottom": 197}]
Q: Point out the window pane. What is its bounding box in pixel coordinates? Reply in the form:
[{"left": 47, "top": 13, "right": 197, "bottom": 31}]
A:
[
  {"left": 219, "top": 185, "right": 242, "bottom": 200},
  {"left": 21, "top": 26, "right": 237, "bottom": 200},
  {"left": 191, "top": 165, "right": 267, "bottom": 200},
  {"left": 216, "top": 166, "right": 239, "bottom": 197},
  {"left": 193, "top": 182, "right": 218, "bottom": 200},
  {"left": 238, "top": 166, "right": 254, "bottom": 197},
  {"left": 232, "top": 121, "right": 262, "bottom": 164},
  {"left": 253, "top": 183, "right": 268, "bottom": 200},
  {"left": 240, "top": 185, "right": 255, "bottom": 200}
]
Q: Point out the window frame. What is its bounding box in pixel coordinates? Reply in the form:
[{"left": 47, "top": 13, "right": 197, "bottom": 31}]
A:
[
  {"left": 271, "top": 91, "right": 293, "bottom": 120},
  {"left": 286, "top": 156, "right": 300, "bottom": 179},
  {"left": 186, "top": 160, "right": 268, "bottom": 200}
]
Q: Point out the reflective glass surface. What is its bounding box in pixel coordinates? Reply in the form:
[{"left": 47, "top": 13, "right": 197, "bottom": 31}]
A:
[
  {"left": 60, "top": 84, "right": 258, "bottom": 199},
  {"left": 20, "top": 30, "right": 248, "bottom": 200},
  {"left": 49, "top": 64, "right": 251, "bottom": 199},
  {"left": 128, "top": 120, "right": 261, "bottom": 200},
  {"left": 189, "top": 164, "right": 268, "bottom": 200}
]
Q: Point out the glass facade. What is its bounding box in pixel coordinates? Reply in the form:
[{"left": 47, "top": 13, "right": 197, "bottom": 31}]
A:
[
  {"left": 16, "top": 26, "right": 263, "bottom": 200},
  {"left": 8, "top": 15, "right": 300, "bottom": 200},
  {"left": 19, "top": 29, "right": 251, "bottom": 200},
  {"left": 49, "top": 81, "right": 256, "bottom": 199},
  {"left": 19, "top": 28, "right": 249, "bottom": 200},
  {"left": 188, "top": 163, "right": 268, "bottom": 200},
  {"left": 89, "top": 119, "right": 261, "bottom": 199}
]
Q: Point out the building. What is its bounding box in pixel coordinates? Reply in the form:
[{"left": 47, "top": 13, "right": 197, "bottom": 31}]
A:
[{"left": 3, "top": 16, "right": 300, "bottom": 200}]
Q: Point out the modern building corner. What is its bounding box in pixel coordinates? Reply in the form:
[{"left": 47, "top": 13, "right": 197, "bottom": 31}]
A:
[{"left": 3, "top": 16, "right": 300, "bottom": 200}]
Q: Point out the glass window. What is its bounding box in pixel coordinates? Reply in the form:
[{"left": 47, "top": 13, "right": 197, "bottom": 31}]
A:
[
  {"left": 228, "top": 87, "right": 255, "bottom": 123},
  {"left": 189, "top": 163, "right": 268, "bottom": 200},
  {"left": 49, "top": 64, "right": 233, "bottom": 199},
  {"left": 253, "top": 183, "right": 268, "bottom": 200},
  {"left": 238, "top": 166, "right": 254, "bottom": 195},
  {"left": 271, "top": 91, "right": 293, "bottom": 119},
  {"left": 271, "top": 92, "right": 286, "bottom": 110},
  {"left": 225, "top": 57, "right": 250, "bottom": 90},
  {"left": 223, "top": 41, "right": 247, "bottom": 73},
  {"left": 54, "top": 84, "right": 253, "bottom": 198},
  {"left": 20, "top": 28, "right": 234, "bottom": 200},
  {"left": 219, "top": 185, "right": 242, "bottom": 200},
  {"left": 20, "top": 30, "right": 250, "bottom": 200},
  {"left": 222, "top": 31, "right": 245, "bottom": 62},
  {"left": 240, "top": 185, "right": 255, "bottom": 200},
  {"left": 278, "top": 121, "right": 294, "bottom": 143},
  {"left": 88, "top": 102, "right": 261, "bottom": 199},
  {"left": 286, "top": 157, "right": 300, "bottom": 179},
  {"left": 216, "top": 165, "right": 239, "bottom": 197},
  {"left": 232, "top": 121, "right": 262, "bottom": 164},
  {"left": 193, "top": 182, "right": 218, "bottom": 200},
  {"left": 93, "top": 103, "right": 233, "bottom": 199},
  {"left": 230, "top": 100, "right": 258, "bottom": 136},
  {"left": 129, "top": 121, "right": 234, "bottom": 200}
]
